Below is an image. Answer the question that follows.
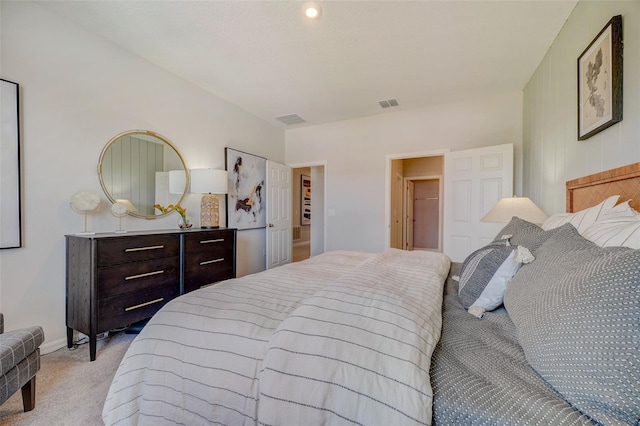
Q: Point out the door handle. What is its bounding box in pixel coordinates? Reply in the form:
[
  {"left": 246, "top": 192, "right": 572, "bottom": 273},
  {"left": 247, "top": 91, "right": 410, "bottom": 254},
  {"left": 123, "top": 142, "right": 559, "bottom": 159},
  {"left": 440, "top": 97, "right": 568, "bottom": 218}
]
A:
[{"left": 269, "top": 223, "right": 274, "bottom": 227}]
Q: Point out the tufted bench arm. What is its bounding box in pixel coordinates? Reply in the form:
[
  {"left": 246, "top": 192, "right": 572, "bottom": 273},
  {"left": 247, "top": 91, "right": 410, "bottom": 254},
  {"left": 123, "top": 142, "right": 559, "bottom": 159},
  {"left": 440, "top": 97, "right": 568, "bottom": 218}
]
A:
[{"left": 0, "top": 313, "right": 44, "bottom": 412}]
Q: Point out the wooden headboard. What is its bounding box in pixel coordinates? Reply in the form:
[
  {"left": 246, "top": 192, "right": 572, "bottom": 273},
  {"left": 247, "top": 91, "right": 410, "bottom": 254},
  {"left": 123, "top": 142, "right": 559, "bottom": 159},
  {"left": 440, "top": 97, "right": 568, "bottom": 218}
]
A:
[{"left": 566, "top": 162, "right": 640, "bottom": 213}]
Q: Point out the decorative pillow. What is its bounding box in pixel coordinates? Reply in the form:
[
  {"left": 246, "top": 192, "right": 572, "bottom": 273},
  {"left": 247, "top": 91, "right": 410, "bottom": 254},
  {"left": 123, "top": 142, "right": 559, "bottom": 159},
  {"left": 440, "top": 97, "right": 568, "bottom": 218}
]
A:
[
  {"left": 492, "top": 216, "right": 561, "bottom": 253},
  {"left": 582, "top": 214, "right": 640, "bottom": 249},
  {"left": 504, "top": 223, "right": 639, "bottom": 425},
  {"left": 492, "top": 216, "right": 541, "bottom": 242},
  {"left": 540, "top": 195, "right": 619, "bottom": 233},
  {"left": 600, "top": 198, "right": 638, "bottom": 218},
  {"left": 458, "top": 241, "right": 533, "bottom": 318}
]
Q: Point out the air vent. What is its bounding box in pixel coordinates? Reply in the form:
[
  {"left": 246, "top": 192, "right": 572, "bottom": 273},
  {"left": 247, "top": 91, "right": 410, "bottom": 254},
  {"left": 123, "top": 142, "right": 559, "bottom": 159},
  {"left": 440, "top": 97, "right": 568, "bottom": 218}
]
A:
[
  {"left": 275, "top": 114, "right": 306, "bottom": 125},
  {"left": 378, "top": 98, "right": 400, "bottom": 109}
]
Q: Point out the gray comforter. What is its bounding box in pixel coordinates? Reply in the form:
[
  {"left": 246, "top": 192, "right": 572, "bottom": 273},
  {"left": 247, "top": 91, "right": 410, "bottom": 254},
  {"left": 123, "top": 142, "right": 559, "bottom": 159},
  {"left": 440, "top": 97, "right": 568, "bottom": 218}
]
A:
[{"left": 430, "top": 264, "right": 595, "bottom": 425}]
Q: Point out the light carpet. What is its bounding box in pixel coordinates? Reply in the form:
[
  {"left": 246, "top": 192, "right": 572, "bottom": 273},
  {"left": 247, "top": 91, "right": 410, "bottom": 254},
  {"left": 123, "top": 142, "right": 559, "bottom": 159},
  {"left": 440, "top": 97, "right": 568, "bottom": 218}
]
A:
[{"left": 0, "top": 331, "right": 135, "bottom": 426}]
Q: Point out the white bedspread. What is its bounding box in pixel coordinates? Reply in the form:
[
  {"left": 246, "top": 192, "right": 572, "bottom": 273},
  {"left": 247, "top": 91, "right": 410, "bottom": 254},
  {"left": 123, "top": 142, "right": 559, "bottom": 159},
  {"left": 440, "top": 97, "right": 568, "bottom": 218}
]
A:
[{"left": 103, "top": 249, "right": 450, "bottom": 425}]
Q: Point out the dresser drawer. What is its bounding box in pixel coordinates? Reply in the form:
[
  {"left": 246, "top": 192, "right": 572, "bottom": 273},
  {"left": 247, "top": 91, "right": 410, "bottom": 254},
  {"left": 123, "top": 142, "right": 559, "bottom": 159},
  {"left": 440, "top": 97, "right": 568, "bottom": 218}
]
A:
[
  {"left": 97, "top": 283, "right": 179, "bottom": 332},
  {"left": 184, "top": 251, "right": 234, "bottom": 293},
  {"left": 183, "top": 230, "right": 234, "bottom": 254},
  {"left": 97, "top": 235, "right": 180, "bottom": 266},
  {"left": 97, "top": 256, "right": 180, "bottom": 299}
]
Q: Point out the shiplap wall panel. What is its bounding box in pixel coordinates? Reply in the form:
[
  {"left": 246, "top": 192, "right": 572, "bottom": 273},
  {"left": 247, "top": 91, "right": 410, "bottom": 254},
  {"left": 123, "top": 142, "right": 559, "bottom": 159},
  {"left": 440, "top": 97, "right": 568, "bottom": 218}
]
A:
[{"left": 523, "top": 1, "right": 640, "bottom": 216}]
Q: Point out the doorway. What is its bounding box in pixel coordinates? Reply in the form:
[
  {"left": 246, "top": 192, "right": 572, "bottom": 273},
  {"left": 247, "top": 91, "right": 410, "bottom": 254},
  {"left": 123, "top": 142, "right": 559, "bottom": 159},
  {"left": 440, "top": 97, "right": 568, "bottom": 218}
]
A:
[
  {"left": 290, "top": 163, "right": 326, "bottom": 262},
  {"left": 405, "top": 177, "right": 441, "bottom": 251},
  {"left": 388, "top": 154, "right": 445, "bottom": 252},
  {"left": 292, "top": 167, "right": 311, "bottom": 262}
]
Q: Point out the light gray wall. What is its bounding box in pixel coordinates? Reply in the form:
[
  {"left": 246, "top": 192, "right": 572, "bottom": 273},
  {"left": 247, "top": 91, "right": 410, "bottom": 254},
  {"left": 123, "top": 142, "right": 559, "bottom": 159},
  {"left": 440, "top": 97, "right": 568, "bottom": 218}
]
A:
[
  {"left": 310, "top": 165, "right": 325, "bottom": 256},
  {"left": 286, "top": 91, "right": 524, "bottom": 253},
  {"left": 523, "top": 1, "right": 639, "bottom": 215},
  {"left": 0, "top": 2, "right": 284, "bottom": 352}
]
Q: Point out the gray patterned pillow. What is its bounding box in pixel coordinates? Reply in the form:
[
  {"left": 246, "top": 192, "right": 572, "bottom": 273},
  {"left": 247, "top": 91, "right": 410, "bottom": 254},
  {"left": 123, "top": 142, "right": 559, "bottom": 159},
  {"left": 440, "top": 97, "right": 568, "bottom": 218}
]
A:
[
  {"left": 458, "top": 242, "right": 533, "bottom": 318},
  {"left": 504, "top": 224, "right": 639, "bottom": 425},
  {"left": 492, "top": 216, "right": 561, "bottom": 253},
  {"left": 492, "top": 216, "right": 541, "bottom": 242}
]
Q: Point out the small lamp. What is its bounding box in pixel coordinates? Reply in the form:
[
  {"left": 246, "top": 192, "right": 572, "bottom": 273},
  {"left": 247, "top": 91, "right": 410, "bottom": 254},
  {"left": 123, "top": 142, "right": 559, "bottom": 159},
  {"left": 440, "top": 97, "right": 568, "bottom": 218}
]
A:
[
  {"left": 481, "top": 196, "right": 548, "bottom": 224},
  {"left": 190, "top": 169, "right": 228, "bottom": 229}
]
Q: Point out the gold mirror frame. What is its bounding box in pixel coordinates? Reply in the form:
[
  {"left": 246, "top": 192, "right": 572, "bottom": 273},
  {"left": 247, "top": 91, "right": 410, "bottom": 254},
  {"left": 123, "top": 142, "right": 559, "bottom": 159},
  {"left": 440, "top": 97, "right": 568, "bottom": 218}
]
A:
[{"left": 98, "top": 130, "right": 190, "bottom": 219}]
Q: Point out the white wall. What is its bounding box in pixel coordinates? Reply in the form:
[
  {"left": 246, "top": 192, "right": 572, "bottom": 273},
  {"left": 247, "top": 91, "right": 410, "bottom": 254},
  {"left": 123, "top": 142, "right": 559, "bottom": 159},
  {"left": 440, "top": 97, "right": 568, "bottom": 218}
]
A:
[
  {"left": 0, "top": 2, "right": 284, "bottom": 351},
  {"left": 524, "top": 1, "right": 640, "bottom": 215},
  {"left": 285, "top": 91, "right": 523, "bottom": 253}
]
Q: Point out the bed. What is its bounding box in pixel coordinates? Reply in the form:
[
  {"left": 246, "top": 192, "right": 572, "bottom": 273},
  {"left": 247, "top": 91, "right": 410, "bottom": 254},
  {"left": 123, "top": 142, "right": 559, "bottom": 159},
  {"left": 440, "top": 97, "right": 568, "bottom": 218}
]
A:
[{"left": 103, "top": 163, "right": 640, "bottom": 425}]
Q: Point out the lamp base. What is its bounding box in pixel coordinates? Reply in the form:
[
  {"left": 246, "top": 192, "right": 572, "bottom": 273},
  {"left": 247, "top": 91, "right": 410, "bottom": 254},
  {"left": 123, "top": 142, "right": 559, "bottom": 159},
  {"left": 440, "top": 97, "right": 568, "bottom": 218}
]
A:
[{"left": 200, "top": 193, "right": 220, "bottom": 228}]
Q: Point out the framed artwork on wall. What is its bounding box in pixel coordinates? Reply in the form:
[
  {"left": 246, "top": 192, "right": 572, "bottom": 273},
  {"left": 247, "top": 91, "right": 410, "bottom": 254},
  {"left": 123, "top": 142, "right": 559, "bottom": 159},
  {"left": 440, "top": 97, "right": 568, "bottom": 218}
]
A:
[
  {"left": 301, "top": 174, "right": 311, "bottom": 225},
  {"left": 225, "top": 147, "right": 266, "bottom": 230},
  {"left": 577, "top": 15, "right": 623, "bottom": 141},
  {"left": 0, "top": 79, "right": 22, "bottom": 249}
]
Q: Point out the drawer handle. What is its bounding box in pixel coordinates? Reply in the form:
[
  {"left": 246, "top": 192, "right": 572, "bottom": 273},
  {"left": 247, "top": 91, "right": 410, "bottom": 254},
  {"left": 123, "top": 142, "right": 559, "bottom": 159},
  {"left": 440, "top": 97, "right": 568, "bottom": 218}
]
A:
[
  {"left": 125, "top": 270, "right": 164, "bottom": 280},
  {"left": 124, "top": 298, "right": 164, "bottom": 312},
  {"left": 200, "top": 239, "right": 224, "bottom": 244},
  {"left": 125, "top": 245, "right": 165, "bottom": 252},
  {"left": 200, "top": 258, "right": 224, "bottom": 266}
]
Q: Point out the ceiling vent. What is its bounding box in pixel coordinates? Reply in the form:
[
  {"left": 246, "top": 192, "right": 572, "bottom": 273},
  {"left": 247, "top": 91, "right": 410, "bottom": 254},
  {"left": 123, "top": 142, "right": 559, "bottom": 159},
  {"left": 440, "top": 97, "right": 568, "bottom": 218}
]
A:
[
  {"left": 275, "top": 114, "right": 306, "bottom": 125},
  {"left": 378, "top": 98, "right": 399, "bottom": 109}
]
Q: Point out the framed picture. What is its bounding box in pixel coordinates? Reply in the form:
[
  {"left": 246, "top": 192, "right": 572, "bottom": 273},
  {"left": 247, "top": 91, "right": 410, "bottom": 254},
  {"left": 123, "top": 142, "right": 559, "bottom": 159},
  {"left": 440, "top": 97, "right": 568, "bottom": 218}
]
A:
[
  {"left": 0, "top": 79, "right": 22, "bottom": 249},
  {"left": 301, "top": 174, "right": 311, "bottom": 225},
  {"left": 577, "top": 15, "right": 623, "bottom": 141},
  {"left": 225, "top": 147, "right": 266, "bottom": 230}
]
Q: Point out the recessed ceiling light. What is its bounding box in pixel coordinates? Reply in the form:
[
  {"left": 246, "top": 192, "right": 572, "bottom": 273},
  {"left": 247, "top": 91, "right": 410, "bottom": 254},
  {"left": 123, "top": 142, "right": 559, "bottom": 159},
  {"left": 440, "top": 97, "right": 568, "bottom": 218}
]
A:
[{"left": 303, "top": 2, "right": 322, "bottom": 19}]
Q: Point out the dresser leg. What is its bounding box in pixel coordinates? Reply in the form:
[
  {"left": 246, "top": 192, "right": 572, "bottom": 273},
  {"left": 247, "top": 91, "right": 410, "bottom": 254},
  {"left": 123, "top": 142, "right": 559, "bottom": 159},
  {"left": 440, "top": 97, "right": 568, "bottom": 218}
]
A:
[
  {"left": 90, "top": 335, "right": 97, "bottom": 361},
  {"left": 66, "top": 327, "right": 74, "bottom": 349}
]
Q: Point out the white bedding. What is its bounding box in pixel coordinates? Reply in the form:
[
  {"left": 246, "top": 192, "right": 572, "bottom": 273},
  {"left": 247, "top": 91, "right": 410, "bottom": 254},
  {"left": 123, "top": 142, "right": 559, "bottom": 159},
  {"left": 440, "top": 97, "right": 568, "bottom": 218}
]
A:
[{"left": 103, "top": 249, "right": 451, "bottom": 425}]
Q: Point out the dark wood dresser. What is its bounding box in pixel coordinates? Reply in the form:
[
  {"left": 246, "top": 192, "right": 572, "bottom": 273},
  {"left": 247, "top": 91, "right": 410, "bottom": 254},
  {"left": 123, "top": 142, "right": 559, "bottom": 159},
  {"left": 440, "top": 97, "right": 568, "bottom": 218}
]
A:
[{"left": 66, "top": 228, "right": 236, "bottom": 361}]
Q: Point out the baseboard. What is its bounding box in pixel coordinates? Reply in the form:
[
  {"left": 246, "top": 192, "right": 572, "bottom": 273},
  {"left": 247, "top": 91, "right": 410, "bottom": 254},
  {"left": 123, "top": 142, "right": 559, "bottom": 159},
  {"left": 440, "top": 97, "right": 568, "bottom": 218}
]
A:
[
  {"left": 40, "top": 337, "right": 67, "bottom": 355},
  {"left": 293, "top": 240, "right": 310, "bottom": 248}
]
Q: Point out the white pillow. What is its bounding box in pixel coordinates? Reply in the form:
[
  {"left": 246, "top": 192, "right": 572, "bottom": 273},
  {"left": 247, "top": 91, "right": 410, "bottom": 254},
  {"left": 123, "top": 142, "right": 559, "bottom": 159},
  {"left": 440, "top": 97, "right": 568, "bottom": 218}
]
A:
[
  {"left": 458, "top": 243, "right": 534, "bottom": 319},
  {"left": 582, "top": 215, "right": 640, "bottom": 249},
  {"left": 541, "top": 195, "right": 619, "bottom": 233},
  {"left": 599, "top": 199, "right": 638, "bottom": 219}
]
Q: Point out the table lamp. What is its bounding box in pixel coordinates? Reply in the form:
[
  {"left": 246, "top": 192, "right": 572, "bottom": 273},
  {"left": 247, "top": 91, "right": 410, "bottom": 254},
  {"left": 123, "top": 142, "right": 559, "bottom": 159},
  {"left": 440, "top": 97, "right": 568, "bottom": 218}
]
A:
[
  {"left": 190, "top": 168, "right": 228, "bottom": 228},
  {"left": 481, "top": 196, "right": 548, "bottom": 224}
]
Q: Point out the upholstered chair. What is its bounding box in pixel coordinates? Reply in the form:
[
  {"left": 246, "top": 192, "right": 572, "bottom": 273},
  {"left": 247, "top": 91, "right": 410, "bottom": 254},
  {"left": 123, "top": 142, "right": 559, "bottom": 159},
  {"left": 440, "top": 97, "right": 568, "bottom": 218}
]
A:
[{"left": 0, "top": 313, "right": 44, "bottom": 411}]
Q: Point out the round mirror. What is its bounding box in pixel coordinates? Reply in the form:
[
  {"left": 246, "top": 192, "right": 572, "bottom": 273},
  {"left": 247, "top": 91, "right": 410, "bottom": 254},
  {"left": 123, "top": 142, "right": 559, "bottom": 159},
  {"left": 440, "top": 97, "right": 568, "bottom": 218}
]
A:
[{"left": 98, "top": 130, "right": 190, "bottom": 219}]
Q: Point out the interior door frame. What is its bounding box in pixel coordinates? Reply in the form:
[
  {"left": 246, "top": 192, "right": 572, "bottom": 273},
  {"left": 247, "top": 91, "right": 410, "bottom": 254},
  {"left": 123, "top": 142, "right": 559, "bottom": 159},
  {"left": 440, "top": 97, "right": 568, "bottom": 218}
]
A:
[
  {"left": 288, "top": 160, "right": 328, "bottom": 254},
  {"left": 403, "top": 175, "right": 443, "bottom": 252},
  {"left": 385, "top": 149, "right": 450, "bottom": 249}
]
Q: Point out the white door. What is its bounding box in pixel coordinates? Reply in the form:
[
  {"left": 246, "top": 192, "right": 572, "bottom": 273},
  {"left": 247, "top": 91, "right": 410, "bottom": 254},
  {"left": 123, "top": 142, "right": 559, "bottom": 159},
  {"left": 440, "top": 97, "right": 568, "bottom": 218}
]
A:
[
  {"left": 266, "top": 160, "right": 292, "bottom": 269},
  {"left": 443, "top": 144, "right": 513, "bottom": 262}
]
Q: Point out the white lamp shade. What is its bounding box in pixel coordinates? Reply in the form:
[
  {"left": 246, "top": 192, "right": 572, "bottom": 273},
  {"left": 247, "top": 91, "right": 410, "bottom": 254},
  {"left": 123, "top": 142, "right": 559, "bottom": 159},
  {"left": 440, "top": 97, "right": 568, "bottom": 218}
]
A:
[
  {"left": 191, "top": 169, "right": 228, "bottom": 194},
  {"left": 169, "top": 170, "right": 187, "bottom": 194},
  {"left": 481, "top": 196, "right": 548, "bottom": 224}
]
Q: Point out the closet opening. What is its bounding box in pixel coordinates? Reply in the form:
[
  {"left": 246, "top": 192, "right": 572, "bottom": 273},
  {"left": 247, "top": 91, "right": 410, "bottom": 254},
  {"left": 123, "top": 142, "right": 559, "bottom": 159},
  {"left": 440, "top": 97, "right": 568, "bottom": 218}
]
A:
[{"left": 388, "top": 155, "right": 444, "bottom": 252}]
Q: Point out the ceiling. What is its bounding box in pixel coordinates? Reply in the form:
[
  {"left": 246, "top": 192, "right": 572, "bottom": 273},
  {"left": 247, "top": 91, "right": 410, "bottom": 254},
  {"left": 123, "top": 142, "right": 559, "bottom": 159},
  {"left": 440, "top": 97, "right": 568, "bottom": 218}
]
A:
[{"left": 38, "top": 0, "right": 578, "bottom": 128}]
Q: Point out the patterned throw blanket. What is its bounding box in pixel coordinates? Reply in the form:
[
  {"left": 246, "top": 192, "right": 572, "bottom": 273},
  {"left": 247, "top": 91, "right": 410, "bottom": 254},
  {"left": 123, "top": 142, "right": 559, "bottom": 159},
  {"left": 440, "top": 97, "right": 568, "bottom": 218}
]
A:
[{"left": 103, "top": 249, "right": 450, "bottom": 425}]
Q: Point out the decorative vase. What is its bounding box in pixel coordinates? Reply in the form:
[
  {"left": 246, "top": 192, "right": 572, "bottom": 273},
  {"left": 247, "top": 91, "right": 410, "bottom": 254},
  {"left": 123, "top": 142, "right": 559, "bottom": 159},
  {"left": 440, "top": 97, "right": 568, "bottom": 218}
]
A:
[{"left": 178, "top": 217, "right": 192, "bottom": 229}]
